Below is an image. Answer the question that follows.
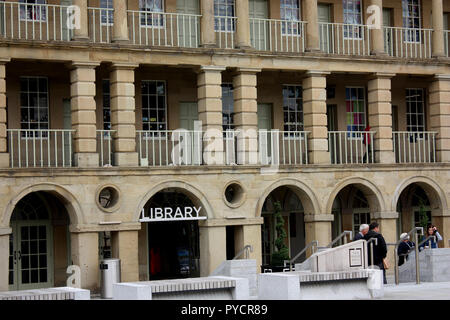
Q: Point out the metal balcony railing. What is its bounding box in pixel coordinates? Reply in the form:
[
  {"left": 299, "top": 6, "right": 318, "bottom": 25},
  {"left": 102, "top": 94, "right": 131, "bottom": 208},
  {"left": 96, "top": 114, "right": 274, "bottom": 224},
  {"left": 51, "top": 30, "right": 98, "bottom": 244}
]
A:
[
  {"left": 215, "top": 16, "right": 237, "bottom": 49},
  {"left": 88, "top": 7, "right": 113, "bottom": 44},
  {"left": 258, "top": 130, "right": 309, "bottom": 166},
  {"left": 328, "top": 131, "right": 375, "bottom": 164},
  {"left": 445, "top": 30, "right": 449, "bottom": 57},
  {"left": 383, "top": 26, "right": 432, "bottom": 59},
  {"left": 318, "top": 22, "right": 371, "bottom": 56},
  {"left": 250, "top": 18, "right": 306, "bottom": 53},
  {"left": 393, "top": 131, "right": 436, "bottom": 163},
  {"left": 97, "top": 130, "right": 115, "bottom": 167}
]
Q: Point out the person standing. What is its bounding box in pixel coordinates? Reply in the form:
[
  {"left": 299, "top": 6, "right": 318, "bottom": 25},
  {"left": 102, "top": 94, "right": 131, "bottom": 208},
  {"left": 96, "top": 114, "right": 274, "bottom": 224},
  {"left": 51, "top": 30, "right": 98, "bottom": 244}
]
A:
[
  {"left": 398, "top": 233, "right": 415, "bottom": 266},
  {"left": 364, "top": 222, "right": 388, "bottom": 284},
  {"left": 419, "top": 224, "right": 443, "bottom": 250},
  {"left": 354, "top": 224, "right": 369, "bottom": 241}
]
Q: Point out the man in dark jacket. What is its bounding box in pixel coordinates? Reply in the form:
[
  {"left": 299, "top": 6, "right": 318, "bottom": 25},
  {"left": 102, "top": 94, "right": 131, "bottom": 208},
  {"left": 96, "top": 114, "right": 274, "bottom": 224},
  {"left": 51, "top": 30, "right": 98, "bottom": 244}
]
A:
[
  {"left": 398, "top": 232, "right": 415, "bottom": 266},
  {"left": 354, "top": 224, "right": 369, "bottom": 241},
  {"left": 364, "top": 222, "right": 387, "bottom": 284}
]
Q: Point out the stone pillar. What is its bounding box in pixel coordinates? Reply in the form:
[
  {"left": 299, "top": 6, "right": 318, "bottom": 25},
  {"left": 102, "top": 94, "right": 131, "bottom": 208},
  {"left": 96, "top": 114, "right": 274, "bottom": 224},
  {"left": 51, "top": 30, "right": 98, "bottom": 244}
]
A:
[
  {"left": 235, "top": 0, "right": 251, "bottom": 48},
  {"left": 234, "top": 223, "right": 263, "bottom": 270},
  {"left": 73, "top": 0, "right": 89, "bottom": 40},
  {"left": 70, "top": 62, "right": 100, "bottom": 167},
  {"left": 304, "top": 214, "right": 333, "bottom": 256},
  {"left": 197, "top": 66, "right": 225, "bottom": 165},
  {"left": 112, "top": 0, "right": 129, "bottom": 43},
  {"left": 368, "top": 73, "right": 395, "bottom": 163},
  {"left": 200, "top": 0, "right": 216, "bottom": 47},
  {"left": 0, "top": 60, "right": 8, "bottom": 168},
  {"left": 110, "top": 63, "right": 139, "bottom": 166},
  {"left": 372, "top": 211, "right": 398, "bottom": 271},
  {"left": 369, "top": 0, "right": 386, "bottom": 56},
  {"left": 70, "top": 232, "right": 99, "bottom": 291},
  {"left": 304, "top": 0, "right": 320, "bottom": 52},
  {"left": 199, "top": 226, "right": 226, "bottom": 276},
  {"left": 0, "top": 228, "right": 11, "bottom": 292},
  {"left": 432, "top": 0, "right": 445, "bottom": 58},
  {"left": 232, "top": 68, "right": 260, "bottom": 165},
  {"left": 429, "top": 75, "right": 450, "bottom": 162},
  {"left": 111, "top": 230, "right": 139, "bottom": 282},
  {"left": 302, "top": 71, "right": 330, "bottom": 164}
]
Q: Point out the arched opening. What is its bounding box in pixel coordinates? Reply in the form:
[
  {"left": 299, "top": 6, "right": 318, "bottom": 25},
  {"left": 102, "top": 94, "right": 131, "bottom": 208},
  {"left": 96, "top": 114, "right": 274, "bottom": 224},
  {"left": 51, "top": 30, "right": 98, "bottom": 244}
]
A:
[
  {"left": 260, "top": 186, "right": 305, "bottom": 266},
  {"left": 331, "top": 186, "right": 373, "bottom": 243},
  {"left": 8, "top": 191, "right": 71, "bottom": 290},
  {"left": 138, "top": 188, "right": 204, "bottom": 281}
]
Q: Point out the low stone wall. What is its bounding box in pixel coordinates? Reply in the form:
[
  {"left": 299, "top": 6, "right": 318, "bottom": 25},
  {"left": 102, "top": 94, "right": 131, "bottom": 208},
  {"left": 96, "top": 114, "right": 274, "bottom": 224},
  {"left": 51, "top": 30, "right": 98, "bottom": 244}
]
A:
[
  {"left": 210, "top": 259, "right": 257, "bottom": 297},
  {"left": 0, "top": 287, "right": 90, "bottom": 300},
  {"left": 112, "top": 276, "right": 249, "bottom": 300},
  {"left": 257, "top": 269, "right": 384, "bottom": 300},
  {"left": 399, "top": 248, "right": 450, "bottom": 283}
]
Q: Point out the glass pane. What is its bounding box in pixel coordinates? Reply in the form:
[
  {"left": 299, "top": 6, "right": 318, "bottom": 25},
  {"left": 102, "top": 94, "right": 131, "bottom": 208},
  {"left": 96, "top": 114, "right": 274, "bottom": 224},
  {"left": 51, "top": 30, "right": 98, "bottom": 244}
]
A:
[
  {"left": 39, "top": 240, "right": 47, "bottom": 254},
  {"left": 39, "top": 254, "right": 47, "bottom": 268},
  {"left": 22, "top": 255, "right": 29, "bottom": 269},
  {"left": 39, "top": 269, "right": 47, "bottom": 282},
  {"left": 31, "top": 269, "right": 38, "bottom": 283},
  {"left": 30, "top": 255, "right": 38, "bottom": 269},
  {"left": 22, "top": 270, "right": 30, "bottom": 284},
  {"left": 38, "top": 226, "right": 46, "bottom": 239},
  {"left": 21, "top": 241, "right": 29, "bottom": 254},
  {"left": 30, "top": 227, "right": 37, "bottom": 240}
]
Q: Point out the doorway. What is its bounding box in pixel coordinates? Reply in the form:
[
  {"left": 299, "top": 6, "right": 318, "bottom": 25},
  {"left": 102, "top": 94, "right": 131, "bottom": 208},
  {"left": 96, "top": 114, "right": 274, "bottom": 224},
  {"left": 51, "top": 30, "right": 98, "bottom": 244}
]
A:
[
  {"left": 177, "top": 0, "right": 200, "bottom": 47},
  {"left": 179, "top": 102, "right": 201, "bottom": 165},
  {"left": 383, "top": 8, "right": 393, "bottom": 54},
  {"left": 318, "top": 3, "right": 331, "bottom": 52},
  {"left": 249, "top": 0, "right": 269, "bottom": 50}
]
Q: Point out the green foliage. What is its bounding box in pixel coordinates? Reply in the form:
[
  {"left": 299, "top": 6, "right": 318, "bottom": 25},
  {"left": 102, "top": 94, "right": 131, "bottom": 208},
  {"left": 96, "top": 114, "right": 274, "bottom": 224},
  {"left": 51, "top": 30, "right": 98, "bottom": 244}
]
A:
[{"left": 271, "top": 201, "right": 290, "bottom": 266}]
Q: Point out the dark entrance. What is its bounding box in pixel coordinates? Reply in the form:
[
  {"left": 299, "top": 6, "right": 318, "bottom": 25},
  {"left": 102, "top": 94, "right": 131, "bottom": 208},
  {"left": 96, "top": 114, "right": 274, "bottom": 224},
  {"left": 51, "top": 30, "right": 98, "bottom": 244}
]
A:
[{"left": 145, "top": 191, "right": 200, "bottom": 280}]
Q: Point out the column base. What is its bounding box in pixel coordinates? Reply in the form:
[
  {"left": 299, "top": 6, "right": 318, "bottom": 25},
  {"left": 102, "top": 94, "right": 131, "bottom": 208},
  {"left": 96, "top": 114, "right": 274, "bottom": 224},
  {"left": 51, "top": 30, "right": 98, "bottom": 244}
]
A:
[
  {"left": 375, "top": 150, "right": 395, "bottom": 164},
  {"left": 74, "top": 153, "right": 99, "bottom": 168},
  {"left": 370, "top": 50, "right": 389, "bottom": 56},
  {"left": 73, "top": 36, "right": 90, "bottom": 41},
  {"left": 0, "top": 153, "right": 9, "bottom": 168},
  {"left": 305, "top": 47, "right": 322, "bottom": 53},
  {"left": 200, "top": 43, "right": 218, "bottom": 49},
  {"left": 235, "top": 44, "right": 252, "bottom": 50},
  {"left": 308, "top": 151, "right": 331, "bottom": 165},
  {"left": 112, "top": 38, "right": 130, "bottom": 44},
  {"left": 115, "top": 152, "right": 139, "bottom": 167}
]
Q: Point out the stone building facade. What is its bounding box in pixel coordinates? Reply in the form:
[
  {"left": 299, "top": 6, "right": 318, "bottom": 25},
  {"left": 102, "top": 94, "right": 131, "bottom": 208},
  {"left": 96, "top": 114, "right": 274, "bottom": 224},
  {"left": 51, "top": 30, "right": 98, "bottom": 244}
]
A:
[{"left": 0, "top": 0, "right": 449, "bottom": 292}]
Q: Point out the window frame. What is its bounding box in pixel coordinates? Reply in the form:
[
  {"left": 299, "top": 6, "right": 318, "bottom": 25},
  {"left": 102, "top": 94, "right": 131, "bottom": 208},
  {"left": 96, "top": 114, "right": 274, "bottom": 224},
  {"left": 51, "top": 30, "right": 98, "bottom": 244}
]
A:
[
  {"left": 102, "top": 79, "right": 111, "bottom": 133},
  {"left": 342, "top": 0, "right": 364, "bottom": 40},
  {"left": 280, "top": 0, "right": 303, "bottom": 36},
  {"left": 282, "top": 84, "right": 304, "bottom": 139},
  {"left": 19, "top": 76, "right": 49, "bottom": 139},
  {"left": 214, "top": 0, "right": 236, "bottom": 33},
  {"left": 141, "top": 80, "right": 167, "bottom": 139},
  {"left": 405, "top": 88, "right": 426, "bottom": 139},
  {"left": 345, "top": 86, "right": 367, "bottom": 139},
  {"left": 402, "top": 0, "right": 422, "bottom": 43},
  {"left": 19, "top": 0, "right": 47, "bottom": 22},
  {"left": 139, "top": 0, "right": 165, "bottom": 29},
  {"left": 221, "top": 83, "right": 234, "bottom": 134},
  {"left": 100, "top": 0, "right": 114, "bottom": 26}
]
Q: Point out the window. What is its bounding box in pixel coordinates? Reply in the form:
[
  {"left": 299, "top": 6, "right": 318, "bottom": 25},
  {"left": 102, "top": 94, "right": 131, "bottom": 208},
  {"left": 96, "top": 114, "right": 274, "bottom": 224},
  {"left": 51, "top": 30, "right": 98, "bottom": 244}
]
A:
[
  {"left": 141, "top": 80, "right": 167, "bottom": 133},
  {"left": 222, "top": 83, "right": 234, "bottom": 132},
  {"left": 280, "top": 0, "right": 302, "bottom": 35},
  {"left": 283, "top": 85, "right": 303, "bottom": 134},
  {"left": 102, "top": 80, "right": 111, "bottom": 131},
  {"left": 343, "top": 0, "right": 362, "bottom": 39},
  {"left": 402, "top": 0, "right": 421, "bottom": 42},
  {"left": 20, "top": 77, "right": 49, "bottom": 137},
  {"left": 345, "top": 87, "right": 366, "bottom": 136},
  {"left": 140, "top": 0, "right": 164, "bottom": 27},
  {"left": 214, "top": 0, "right": 235, "bottom": 32},
  {"left": 101, "top": 0, "right": 113, "bottom": 25},
  {"left": 406, "top": 88, "right": 425, "bottom": 133},
  {"left": 19, "top": 0, "right": 46, "bottom": 22}
]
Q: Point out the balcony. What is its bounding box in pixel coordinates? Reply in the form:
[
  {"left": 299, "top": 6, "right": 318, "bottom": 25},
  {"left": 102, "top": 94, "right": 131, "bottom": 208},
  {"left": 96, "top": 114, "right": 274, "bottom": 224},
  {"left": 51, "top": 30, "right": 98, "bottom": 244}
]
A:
[
  {"left": 393, "top": 131, "right": 437, "bottom": 163},
  {"left": 318, "top": 23, "right": 371, "bottom": 56},
  {"left": 328, "top": 131, "right": 375, "bottom": 164},
  {"left": 383, "top": 27, "right": 432, "bottom": 59}
]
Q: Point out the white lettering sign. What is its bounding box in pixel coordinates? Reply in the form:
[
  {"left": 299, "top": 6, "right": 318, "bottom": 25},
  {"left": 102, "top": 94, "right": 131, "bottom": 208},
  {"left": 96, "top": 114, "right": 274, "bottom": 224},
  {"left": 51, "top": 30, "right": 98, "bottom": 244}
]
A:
[{"left": 140, "top": 206, "right": 206, "bottom": 222}]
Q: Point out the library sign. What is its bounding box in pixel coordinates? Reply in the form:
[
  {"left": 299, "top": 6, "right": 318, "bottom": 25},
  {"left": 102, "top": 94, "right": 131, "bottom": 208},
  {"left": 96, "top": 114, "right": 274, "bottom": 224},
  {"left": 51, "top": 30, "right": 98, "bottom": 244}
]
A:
[{"left": 140, "top": 206, "right": 207, "bottom": 223}]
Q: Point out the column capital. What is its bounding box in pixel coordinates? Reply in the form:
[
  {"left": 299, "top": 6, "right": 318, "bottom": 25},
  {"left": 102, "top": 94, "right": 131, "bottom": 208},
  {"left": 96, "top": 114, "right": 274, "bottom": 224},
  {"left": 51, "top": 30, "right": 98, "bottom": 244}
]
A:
[
  {"left": 304, "top": 70, "right": 331, "bottom": 77},
  {"left": 0, "top": 58, "right": 10, "bottom": 65},
  {"left": 434, "top": 74, "right": 450, "bottom": 81},
  {"left": 232, "top": 67, "right": 262, "bottom": 75},
  {"left": 69, "top": 61, "right": 101, "bottom": 70},
  {"left": 197, "top": 65, "right": 227, "bottom": 73},
  {"left": 369, "top": 72, "right": 396, "bottom": 79},
  {"left": 110, "top": 62, "right": 139, "bottom": 70},
  {"left": 304, "top": 214, "right": 334, "bottom": 222},
  {"left": 372, "top": 211, "right": 399, "bottom": 219},
  {"left": 0, "top": 227, "right": 12, "bottom": 236}
]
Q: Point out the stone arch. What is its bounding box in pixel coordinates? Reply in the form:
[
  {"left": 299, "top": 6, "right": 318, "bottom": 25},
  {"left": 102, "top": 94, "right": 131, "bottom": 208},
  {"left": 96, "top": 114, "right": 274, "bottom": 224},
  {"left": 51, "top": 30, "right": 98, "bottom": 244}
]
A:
[
  {"left": 325, "top": 177, "right": 386, "bottom": 215},
  {"left": 391, "top": 176, "right": 448, "bottom": 215},
  {"left": 134, "top": 180, "right": 214, "bottom": 222},
  {"left": 256, "top": 178, "right": 321, "bottom": 217},
  {"left": 3, "top": 183, "right": 83, "bottom": 226}
]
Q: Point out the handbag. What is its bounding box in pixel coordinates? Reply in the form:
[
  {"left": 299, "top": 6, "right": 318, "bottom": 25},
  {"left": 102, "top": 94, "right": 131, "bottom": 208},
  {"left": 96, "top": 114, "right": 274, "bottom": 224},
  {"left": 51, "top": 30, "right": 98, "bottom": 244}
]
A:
[{"left": 383, "top": 258, "right": 390, "bottom": 270}]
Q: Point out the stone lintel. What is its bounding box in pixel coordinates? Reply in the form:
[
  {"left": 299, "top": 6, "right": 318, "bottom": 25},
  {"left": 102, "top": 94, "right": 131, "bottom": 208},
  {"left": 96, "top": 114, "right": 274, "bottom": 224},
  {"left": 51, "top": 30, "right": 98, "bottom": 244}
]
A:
[
  {"left": 371, "top": 211, "right": 399, "bottom": 219},
  {"left": 69, "top": 222, "right": 142, "bottom": 233},
  {"left": 0, "top": 58, "right": 11, "bottom": 64},
  {"left": 304, "top": 214, "right": 334, "bottom": 222},
  {"left": 198, "top": 217, "right": 264, "bottom": 227},
  {"left": 0, "top": 227, "right": 12, "bottom": 236}
]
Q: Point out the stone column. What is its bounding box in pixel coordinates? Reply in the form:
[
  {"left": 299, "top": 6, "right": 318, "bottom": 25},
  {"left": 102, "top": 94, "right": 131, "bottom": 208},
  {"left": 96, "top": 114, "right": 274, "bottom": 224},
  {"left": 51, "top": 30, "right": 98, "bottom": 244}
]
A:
[
  {"left": 429, "top": 75, "right": 450, "bottom": 162},
  {"left": 73, "top": 0, "right": 89, "bottom": 40},
  {"left": 304, "top": 0, "right": 320, "bottom": 52},
  {"left": 70, "top": 62, "right": 100, "bottom": 167},
  {"left": 112, "top": 0, "right": 129, "bottom": 43},
  {"left": 200, "top": 0, "right": 216, "bottom": 47},
  {"left": 0, "top": 60, "right": 8, "bottom": 168},
  {"left": 372, "top": 211, "right": 398, "bottom": 271},
  {"left": 70, "top": 232, "right": 99, "bottom": 291},
  {"left": 0, "top": 228, "right": 11, "bottom": 292},
  {"left": 235, "top": 0, "right": 251, "bottom": 48},
  {"left": 302, "top": 71, "right": 330, "bottom": 164},
  {"left": 110, "top": 63, "right": 139, "bottom": 166},
  {"left": 232, "top": 68, "right": 260, "bottom": 165},
  {"left": 111, "top": 230, "right": 139, "bottom": 282},
  {"left": 199, "top": 226, "right": 226, "bottom": 276},
  {"left": 234, "top": 223, "right": 263, "bottom": 270},
  {"left": 369, "top": 0, "right": 386, "bottom": 55},
  {"left": 304, "top": 214, "right": 333, "bottom": 255},
  {"left": 368, "top": 73, "right": 395, "bottom": 163},
  {"left": 197, "top": 66, "right": 225, "bottom": 165},
  {"left": 432, "top": 0, "right": 445, "bottom": 58}
]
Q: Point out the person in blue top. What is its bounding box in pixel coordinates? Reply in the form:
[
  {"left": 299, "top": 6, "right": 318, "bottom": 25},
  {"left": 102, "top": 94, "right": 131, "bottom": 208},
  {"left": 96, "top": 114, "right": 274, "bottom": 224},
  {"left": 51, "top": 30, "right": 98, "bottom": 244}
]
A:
[{"left": 419, "top": 224, "right": 443, "bottom": 250}]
